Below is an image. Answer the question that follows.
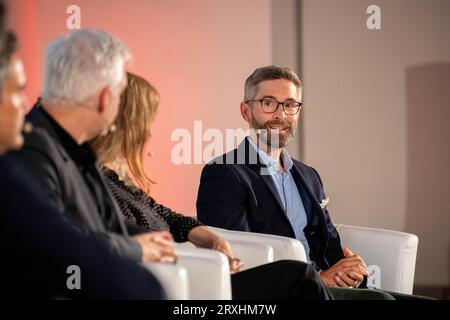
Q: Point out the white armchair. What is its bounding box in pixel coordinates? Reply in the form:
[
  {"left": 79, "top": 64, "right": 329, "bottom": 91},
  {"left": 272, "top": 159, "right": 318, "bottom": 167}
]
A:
[
  {"left": 144, "top": 224, "right": 418, "bottom": 299},
  {"left": 212, "top": 225, "right": 419, "bottom": 294},
  {"left": 176, "top": 234, "right": 275, "bottom": 271},
  {"left": 209, "top": 226, "right": 307, "bottom": 264},
  {"left": 143, "top": 247, "right": 232, "bottom": 300},
  {"left": 167, "top": 229, "right": 283, "bottom": 299},
  {"left": 142, "top": 263, "right": 189, "bottom": 299},
  {"left": 335, "top": 224, "right": 419, "bottom": 294},
  {"left": 176, "top": 247, "right": 232, "bottom": 299}
]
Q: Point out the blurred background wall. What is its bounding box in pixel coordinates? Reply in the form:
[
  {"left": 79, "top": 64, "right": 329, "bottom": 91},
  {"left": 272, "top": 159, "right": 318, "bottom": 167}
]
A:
[
  {"left": 300, "top": 0, "right": 450, "bottom": 294},
  {"left": 7, "top": 0, "right": 449, "bottom": 295}
]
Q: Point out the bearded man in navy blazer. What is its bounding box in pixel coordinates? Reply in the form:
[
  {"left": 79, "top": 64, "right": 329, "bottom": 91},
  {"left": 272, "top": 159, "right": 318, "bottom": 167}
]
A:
[{"left": 197, "top": 65, "right": 369, "bottom": 289}]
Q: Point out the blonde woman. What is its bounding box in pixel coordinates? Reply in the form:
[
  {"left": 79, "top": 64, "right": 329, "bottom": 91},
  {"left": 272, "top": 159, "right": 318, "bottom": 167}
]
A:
[{"left": 91, "top": 72, "right": 335, "bottom": 300}]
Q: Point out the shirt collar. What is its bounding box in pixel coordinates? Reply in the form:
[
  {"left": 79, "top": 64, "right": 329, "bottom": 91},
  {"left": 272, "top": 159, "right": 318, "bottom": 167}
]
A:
[
  {"left": 247, "top": 136, "right": 293, "bottom": 172},
  {"left": 40, "top": 107, "right": 98, "bottom": 167}
]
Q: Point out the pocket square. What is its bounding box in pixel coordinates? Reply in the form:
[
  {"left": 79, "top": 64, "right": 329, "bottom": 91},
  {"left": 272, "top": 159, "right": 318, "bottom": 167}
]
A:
[{"left": 319, "top": 197, "right": 330, "bottom": 209}]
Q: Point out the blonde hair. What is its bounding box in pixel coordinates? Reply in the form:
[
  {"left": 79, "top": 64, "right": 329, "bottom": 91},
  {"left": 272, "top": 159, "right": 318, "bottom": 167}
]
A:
[{"left": 91, "top": 72, "right": 159, "bottom": 192}]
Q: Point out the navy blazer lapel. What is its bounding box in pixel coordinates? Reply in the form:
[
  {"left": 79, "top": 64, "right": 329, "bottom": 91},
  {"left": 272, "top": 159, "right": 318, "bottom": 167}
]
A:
[
  {"left": 291, "top": 164, "right": 323, "bottom": 226},
  {"left": 291, "top": 166, "right": 315, "bottom": 224},
  {"left": 240, "top": 138, "right": 286, "bottom": 214},
  {"left": 291, "top": 163, "right": 331, "bottom": 265},
  {"left": 259, "top": 171, "right": 286, "bottom": 213}
]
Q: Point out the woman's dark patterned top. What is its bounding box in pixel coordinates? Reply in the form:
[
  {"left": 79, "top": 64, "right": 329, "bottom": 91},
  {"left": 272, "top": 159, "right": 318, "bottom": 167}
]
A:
[{"left": 102, "top": 167, "right": 203, "bottom": 242}]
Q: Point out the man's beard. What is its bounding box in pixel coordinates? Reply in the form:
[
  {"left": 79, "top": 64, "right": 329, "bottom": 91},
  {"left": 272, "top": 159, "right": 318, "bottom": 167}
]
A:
[{"left": 250, "top": 116, "right": 296, "bottom": 149}]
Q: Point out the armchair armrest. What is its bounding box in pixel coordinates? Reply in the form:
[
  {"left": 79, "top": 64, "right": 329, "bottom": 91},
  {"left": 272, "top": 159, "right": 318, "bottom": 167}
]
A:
[
  {"left": 176, "top": 233, "right": 275, "bottom": 270},
  {"left": 335, "top": 224, "right": 419, "bottom": 294},
  {"left": 142, "top": 263, "right": 189, "bottom": 300},
  {"left": 175, "top": 247, "right": 232, "bottom": 299},
  {"left": 208, "top": 226, "right": 307, "bottom": 263},
  {"left": 221, "top": 239, "right": 274, "bottom": 271}
]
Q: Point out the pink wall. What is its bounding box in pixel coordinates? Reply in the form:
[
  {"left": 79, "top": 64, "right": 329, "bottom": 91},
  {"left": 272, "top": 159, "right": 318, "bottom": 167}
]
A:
[
  {"left": 6, "top": 0, "right": 39, "bottom": 111},
  {"left": 7, "top": 0, "right": 272, "bottom": 216}
]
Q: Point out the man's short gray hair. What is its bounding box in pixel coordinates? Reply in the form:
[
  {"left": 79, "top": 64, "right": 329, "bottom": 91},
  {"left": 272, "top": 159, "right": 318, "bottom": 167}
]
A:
[
  {"left": 42, "top": 29, "right": 130, "bottom": 106},
  {"left": 244, "top": 65, "right": 302, "bottom": 102}
]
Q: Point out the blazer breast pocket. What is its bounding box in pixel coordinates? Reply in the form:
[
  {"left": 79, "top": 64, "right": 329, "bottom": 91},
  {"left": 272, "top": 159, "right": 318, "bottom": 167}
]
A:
[{"left": 319, "top": 197, "right": 330, "bottom": 209}]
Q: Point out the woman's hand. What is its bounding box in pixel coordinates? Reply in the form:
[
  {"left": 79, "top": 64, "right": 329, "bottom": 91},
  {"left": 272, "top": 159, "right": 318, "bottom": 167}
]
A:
[
  {"left": 211, "top": 236, "right": 243, "bottom": 274},
  {"left": 188, "top": 226, "right": 243, "bottom": 274}
]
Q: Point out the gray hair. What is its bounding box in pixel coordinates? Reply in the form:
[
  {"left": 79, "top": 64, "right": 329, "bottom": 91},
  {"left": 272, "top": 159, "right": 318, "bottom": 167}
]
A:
[
  {"left": 244, "top": 65, "right": 302, "bottom": 101},
  {"left": 42, "top": 29, "right": 131, "bottom": 106}
]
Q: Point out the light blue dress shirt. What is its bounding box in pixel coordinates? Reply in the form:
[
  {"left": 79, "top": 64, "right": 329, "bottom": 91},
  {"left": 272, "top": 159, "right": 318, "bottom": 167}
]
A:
[{"left": 248, "top": 137, "right": 311, "bottom": 260}]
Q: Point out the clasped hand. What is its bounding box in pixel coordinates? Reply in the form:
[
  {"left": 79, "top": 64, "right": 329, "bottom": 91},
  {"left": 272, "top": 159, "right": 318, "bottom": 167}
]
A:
[{"left": 319, "top": 247, "right": 369, "bottom": 288}]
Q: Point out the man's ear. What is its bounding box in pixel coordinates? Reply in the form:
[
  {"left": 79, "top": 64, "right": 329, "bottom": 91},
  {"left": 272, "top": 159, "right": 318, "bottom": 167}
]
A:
[
  {"left": 97, "top": 86, "right": 112, "bottom": 114},
  {"left": 240, "top": 102, "right": 251, "bottom": 123}
]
